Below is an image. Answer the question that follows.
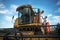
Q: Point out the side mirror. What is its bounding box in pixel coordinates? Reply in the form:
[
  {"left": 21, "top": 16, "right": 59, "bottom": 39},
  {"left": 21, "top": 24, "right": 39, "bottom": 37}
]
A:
[{"left": 12, "top": 16, "right": 14, "bottom": 20}]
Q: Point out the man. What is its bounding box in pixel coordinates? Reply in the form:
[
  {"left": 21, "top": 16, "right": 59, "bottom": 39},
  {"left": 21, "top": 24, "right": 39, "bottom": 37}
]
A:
[
  {"left": 34, "top": 14, "right": 39, "bottom": 23},
  {"left": 41, "top": 16, "right": 47, "bottom": 35},
  {"left": 42, "top": 16, "right": 50, "bottom": 35},
  {"left": 45, "top": 20, "right": 50, "bottom": 34}
]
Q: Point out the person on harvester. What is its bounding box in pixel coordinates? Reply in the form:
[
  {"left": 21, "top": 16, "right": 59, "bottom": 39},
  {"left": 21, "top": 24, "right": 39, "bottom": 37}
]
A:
[
  {"left": 45, "top": 20, "right": 50, "bottom": 34},
  {"left": 34, "top": 14, "right": 39, "bottom": 23},
  {"left": 42, "top": 16, "right": 50, "bottom": 34}
]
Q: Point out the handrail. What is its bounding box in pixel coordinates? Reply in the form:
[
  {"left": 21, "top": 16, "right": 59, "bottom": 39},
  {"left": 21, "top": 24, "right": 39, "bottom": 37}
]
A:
[{"left": 0, "top": 35, "right": 60, "bottom": 38}]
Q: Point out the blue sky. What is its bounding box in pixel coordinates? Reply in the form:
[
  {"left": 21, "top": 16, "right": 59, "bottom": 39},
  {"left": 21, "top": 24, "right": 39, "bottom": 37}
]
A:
[{"left": 0, "top": 0, "right": 60, "bottom": 28}]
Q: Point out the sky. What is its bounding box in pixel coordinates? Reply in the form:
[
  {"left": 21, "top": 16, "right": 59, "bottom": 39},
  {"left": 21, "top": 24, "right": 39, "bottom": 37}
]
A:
[{"left": 0, "top": 0, "right": 60, "bottom": 28}]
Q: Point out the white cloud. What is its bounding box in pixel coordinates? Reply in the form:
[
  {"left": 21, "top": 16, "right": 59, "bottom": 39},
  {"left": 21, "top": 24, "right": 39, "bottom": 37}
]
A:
[
  {"left": 48, "top": 16, "right": 60, "bottom": 25},
  {"left": 53, "top": 16, "right": 60, "bottom": 23},
  {"left": 0, "top": 10, "right": 9, "bottom": 14},
  {"left": 47, "top": 14, "right": 52, "bottom": 17},
  {"left": 0, "top": 4, "right": 18, "bottom": 28},
  {"left": 0, "top": 22, "right": 5, "bottom": 26},
  {"left": 0, "top": 21, "right": 13, "bottom": 28},
  {"left": 0, "top": 3, "right": 8, "bottom": 14},
  {"left": 56, "top": 1, "right": 60, "bottom": 5},
  {"left": 57, "top": 8, "right": 60, "bottom": 13},
  {"left": 10, "top": 4, "right": 18, "bottom": 10},
  {"left": 4, "top": 4, "right": 18, "bottom": 21},
  {"left": 0, "top": 4, "right": 18, "bottom": 14},
  {"left": 55, "top": 8, "right": 60, "bottom": 13},
  {"left": 5, "top": 16, "right": 12, "bottom": 22},
  {"left": 47, "top": 15, "right": 60, "bottom": 25},
  {"left": 0, "top": 3, "right": 5, "bottom": 9},
  {"left": 55, "top": 0, "right": 60, "bottom": 13},
  {"left": 5, "top": 15, "right": 18, "bottom": 23},
  {"left": 10, "top": 4, "right": 18, "bottom": 14},
  {"left": 0, "top": 4, "right": 18, "bottom": 25},
  {"left": 49, "top": 20, "right": 58, "bottom": 25}
]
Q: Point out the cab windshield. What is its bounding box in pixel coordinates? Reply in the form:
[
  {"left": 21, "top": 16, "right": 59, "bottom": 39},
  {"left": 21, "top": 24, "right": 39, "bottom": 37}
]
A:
[{"left": 18, "top": 8, "right": 33, "bottom": 24}]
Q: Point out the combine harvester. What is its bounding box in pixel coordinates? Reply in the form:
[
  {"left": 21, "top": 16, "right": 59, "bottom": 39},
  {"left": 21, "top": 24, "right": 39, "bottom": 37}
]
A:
[
  {"left": 14, "top": 4, "right": 50, "bottom": 35},
  {"left": 0, "top": 4, "right": 60, "bottom": 40},
  {"left": 14, "top": 4, "right": 60, "bottom": 40}
]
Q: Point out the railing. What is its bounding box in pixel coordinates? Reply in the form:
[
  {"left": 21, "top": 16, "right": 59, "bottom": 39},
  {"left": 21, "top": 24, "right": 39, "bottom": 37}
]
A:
[{"left": 0, "top": 25, "right": 60, "bottom": 40}]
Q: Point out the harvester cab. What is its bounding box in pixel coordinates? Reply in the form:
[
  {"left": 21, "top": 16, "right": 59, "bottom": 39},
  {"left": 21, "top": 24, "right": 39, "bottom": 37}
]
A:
[{"left": 14, "top": 5, "right": 44, "bottom": 28}]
